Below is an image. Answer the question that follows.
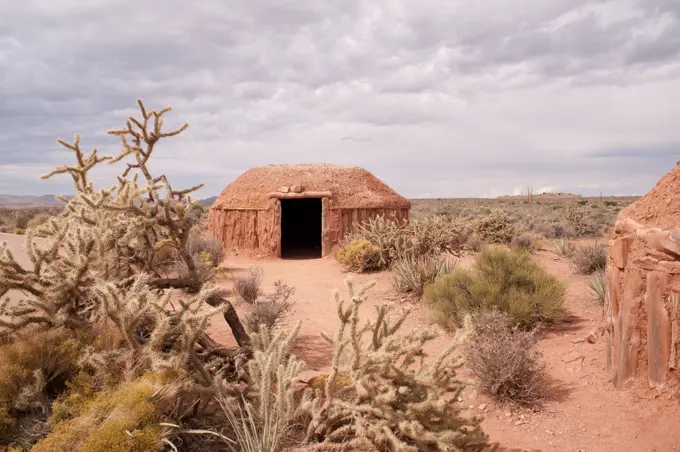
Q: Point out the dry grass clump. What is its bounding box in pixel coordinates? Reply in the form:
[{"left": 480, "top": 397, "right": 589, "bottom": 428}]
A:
[
  {"left": 236, "top": 265, "right": 265, "bottom": 303},
  {"left": 245, "top": 280, "right": 296, "bottom": 334},
  {"left": 424, "top": 247, "right": 566, "bottom": 330},
  {"left": 463, "top": 311, "right": 549, "bottom": 407},
  {"left": 473, "top": 210, "right": 517, "bottom": 244},
  {"left": 389, "top": 254, "right": 456, "bottom": 297},
  {"left": 338, "top": 215, "right": 467, "bottom": 272},
  {"left": 570, "top": 243, "right": 607, "bottom": 274},
  {"left": 336, "top": 239, "right": 382, "bottom": 273},
  {"left": 588, "top": 270, "right": 607, "bottom": 305}
]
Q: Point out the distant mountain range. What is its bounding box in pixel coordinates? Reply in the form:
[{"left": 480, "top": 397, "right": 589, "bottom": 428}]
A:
[
  {"left": 0, "top": 194, "right": 70, "bottom": 206},
  {"left": 0, "top": 194, "right": 219, "bottom": 207}
]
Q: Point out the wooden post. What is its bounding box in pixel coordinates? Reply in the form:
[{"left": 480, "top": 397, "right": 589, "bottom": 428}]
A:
[
  {"left": 321, "top": 197, "right": 330, "bottom": 257},
  {"left": 272, "top": 198, "right": 282, "bottom": 258}
]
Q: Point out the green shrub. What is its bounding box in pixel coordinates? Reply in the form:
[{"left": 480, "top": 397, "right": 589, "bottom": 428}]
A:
[
  {"left": 589, "top": 270, "right": 607, "bottom": 304},
  {"left": 473, "top": 210, "right": 516, "bottom": 243},
  {"left": 389, "top": 254, "right": 456, "bottom": 297},
  {"left": 570, "top": 243, "right": 607, "bottom": 274},
  {"left": 424, "top": 247, "right": 566, "bottom": 330},
  {"left": 604, "top": 200, "right": 617, "bottom": 207},
  {"left": 337, "top": 239, "right": 383, "bottom": 272},
  {"left": 463, "top": 311, "right": 549, "bottom": 406}
]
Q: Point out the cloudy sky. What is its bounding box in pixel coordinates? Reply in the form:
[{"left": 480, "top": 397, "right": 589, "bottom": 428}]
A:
[{"left": 1, "top": 0, "right": 679, "bottom": 199}]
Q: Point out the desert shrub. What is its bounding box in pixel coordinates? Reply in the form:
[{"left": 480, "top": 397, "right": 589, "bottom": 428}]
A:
[
  {"left": 473, "top": 210, "right": 517, "bottom": 243},
  {"left": 342, "top": 215, "right": 467, "bottom": 270},
  {"left": 534, "top": 220, "right": 571, "bottom": 239},
  {"left": 0, "top": 329, "right": 82, "bottom": 445},
  {"left": 466, "top": 233, "right": 483, "bottom": 252},
  {"left": 300, "top": 278, "right": 492, "bottom": 451},
  {"left": 186, "top": 226, "right": 225, "bottom": 267},
  {"left": 9, "top": 210, "right": 33, "bottom": 230},
  {"left": 589, "top": 270, "right": 607, "bottom": 304},
  {"left": 10, "top": 228, "right": 25, "bottom": 235},
  {"left": 31, "top": 372, "right": 174, "bottom": 452},
  {"left": 570, "top": 243, "right": 607, "bottom": 274},
  {"left": 337, "top": 239, "right": 382, "bottom": 272},
  {"left": 563, "top": 206, "right": 599, "bottom": 236},
  {"left": 236, "top": 265, "right": 265, "bottom": 303},
  {"left": 26, "top": 213, "right": 52, "bottom": 230},
  {"left": 463, "top": 311, "right": 549, "bottom": 407},
  {"left": 389, "top": 254, "right": 456, "bottom": 297},
  {"left": 510, "top": 234, "right": 534, "bottom": 251},
  {"left": 424, "top": 247, "right": 566, "bottom": 330},
  {"left": 604, "top": 200, "right": 617, "bottom": 207},
  {"left": 551, "top": 237, "right": 575, "bottom": 257},
  {"left": 577, "top": 200, "right": 588, "bottom": 205},
  {"left": 245, "top": 280, "right": 296, "bottom": 334}
]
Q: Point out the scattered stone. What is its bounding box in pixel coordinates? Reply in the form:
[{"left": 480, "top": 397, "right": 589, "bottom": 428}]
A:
[
  {"left": 514, "top": 420, "right": 525, "bottom": 426},
  {"left": 277, "top": 186, "right": 290, "bottom": 193},
  {"left": 478, "top": 404, "right": 487, "bottom": 410},
  {"left": 290, "top": 184, "right": 304, "bottom": 193}
]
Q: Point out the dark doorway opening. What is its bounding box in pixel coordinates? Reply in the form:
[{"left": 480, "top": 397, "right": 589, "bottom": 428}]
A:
[{"left": 280, "top": 198, "right": 322, "bottom": 259}]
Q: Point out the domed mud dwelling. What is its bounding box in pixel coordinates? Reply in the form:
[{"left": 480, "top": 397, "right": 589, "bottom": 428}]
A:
[
  {"left": 605, "top": 161, "right": 680, "bottom": 389},
  {"left": 207, "top": 164, "right": 410, "bottom": 258}
]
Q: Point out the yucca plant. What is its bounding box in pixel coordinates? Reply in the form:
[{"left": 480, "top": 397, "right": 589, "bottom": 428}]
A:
[
  {"left": 389, "top": 254, "right": 457, "bottom": 297},
  {"left": 551, "top": 238, "right": 575, "bottom": 257},
  {"left": 588, "top": 270, "right": 607, "bottom": 305}
]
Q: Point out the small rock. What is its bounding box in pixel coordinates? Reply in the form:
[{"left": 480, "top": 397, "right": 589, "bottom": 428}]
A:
[
  {"left": 469, "top": 405, "right": 474, "bottom": 409},
  {"left": 505, "top": 411, "right": 512, "bottom": 418},
  {"left": 278, "top": 186, "right": 290, "bottom": 193},
  {"left": 514, "top": 420, "right": 525, "bottom": 426},
  {"left": 478, "top": 404, "right": 487, "bottom": 410}
]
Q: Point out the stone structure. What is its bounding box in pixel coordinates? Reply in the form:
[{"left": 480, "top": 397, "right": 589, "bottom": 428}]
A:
[
  {"left": 207, "top": 164, "right": 410, "bottom": 258},
  {"left": 604, "top": 162, "right": 680, "bottom": 389}
]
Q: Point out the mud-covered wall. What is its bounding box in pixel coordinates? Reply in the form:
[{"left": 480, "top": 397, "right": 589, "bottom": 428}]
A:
[
  {"left": 604, "top": 218, "right": 680, "bottom": 389},
  {"left": 207, "top": 202, "right": 410, "bottom": 258}
]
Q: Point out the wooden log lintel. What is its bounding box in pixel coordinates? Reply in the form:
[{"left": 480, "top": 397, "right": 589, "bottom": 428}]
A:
[{"left": 266, "top": 191, "right": 332, "bottom": 199}]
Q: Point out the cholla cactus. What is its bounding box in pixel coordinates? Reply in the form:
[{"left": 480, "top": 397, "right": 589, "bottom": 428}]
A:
[
  {"left": 0, "top": 99, "right": 249, "bottom": 377},
  {"left": 301, "top": 278, "right": 492, "bottom": 452}
]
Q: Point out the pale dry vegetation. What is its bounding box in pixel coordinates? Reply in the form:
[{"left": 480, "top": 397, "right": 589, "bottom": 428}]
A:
[{"left": 462, "top": 311, "right": 550, "bottom": 407}]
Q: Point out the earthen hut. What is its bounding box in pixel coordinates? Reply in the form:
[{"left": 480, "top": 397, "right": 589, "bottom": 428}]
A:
[
  {"left": 605, "top": 161, "right": 680, "bottom": 389},
  {"left": 207, "top": 164, "right": 410, "bottom": 258}
]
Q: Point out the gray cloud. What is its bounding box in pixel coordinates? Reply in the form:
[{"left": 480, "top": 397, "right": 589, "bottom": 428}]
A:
[{"left": 1, "top": 0, "right": 679, "bottom": 198}]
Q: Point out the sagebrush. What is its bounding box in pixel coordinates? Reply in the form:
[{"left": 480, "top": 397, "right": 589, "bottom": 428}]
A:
[{"left": 463, "top": 311, "right": 550, "bottom": 407}]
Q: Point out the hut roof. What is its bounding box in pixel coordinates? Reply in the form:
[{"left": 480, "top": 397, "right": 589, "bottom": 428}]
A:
[
  {"left": 211, "top": 164, "right": 411, "bottom": 210},
  {"left": 617, "top": 161, "right": 680, "bottom": 230}
]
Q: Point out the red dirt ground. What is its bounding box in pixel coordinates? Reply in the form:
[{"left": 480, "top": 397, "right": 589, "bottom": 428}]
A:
[{"left": 207, "top": 240, "right": 680, "bottom": 452}]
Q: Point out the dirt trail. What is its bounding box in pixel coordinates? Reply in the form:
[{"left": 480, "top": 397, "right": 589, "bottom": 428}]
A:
[{"left": 210, "top": 249, "right": 680, "bottom": 452}]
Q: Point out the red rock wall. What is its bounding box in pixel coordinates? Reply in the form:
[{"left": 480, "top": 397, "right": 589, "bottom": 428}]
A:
[{"left": 604, "top": 219, "right": 680, "bottom": 389}]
